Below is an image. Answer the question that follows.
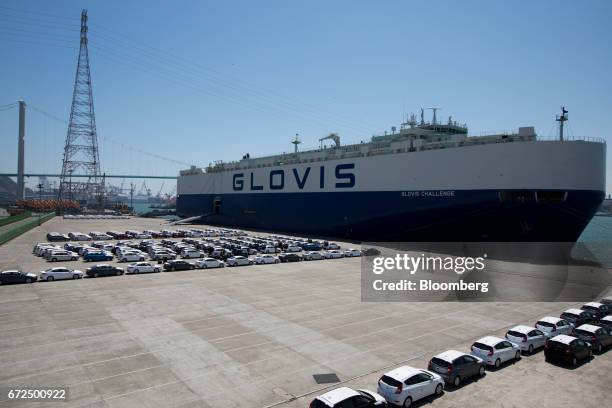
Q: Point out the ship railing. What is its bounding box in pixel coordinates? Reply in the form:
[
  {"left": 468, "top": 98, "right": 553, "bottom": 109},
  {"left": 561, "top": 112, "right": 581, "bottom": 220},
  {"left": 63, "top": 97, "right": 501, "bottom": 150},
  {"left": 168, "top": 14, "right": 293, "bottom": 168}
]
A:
[
  {"left": 202, "top": 135, "right": 606, "bottom": 173},
  {"left": 535, "top": 136, "right": 606, "bottom": 143}
]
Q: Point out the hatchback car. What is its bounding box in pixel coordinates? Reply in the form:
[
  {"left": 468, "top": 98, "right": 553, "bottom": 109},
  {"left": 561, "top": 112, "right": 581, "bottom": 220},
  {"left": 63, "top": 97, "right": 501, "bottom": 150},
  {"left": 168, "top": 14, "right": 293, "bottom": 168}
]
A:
[
  {"left": 581, "top": 302, "right": 610, "bottom": 320},
  {"left": 377, "top": 365, "right": 443, "bottom": 407},
  {"left": 427, "top": 350, "right": 485, "bottom": 387},
  {"left": 470, "top": 336, "right": 521, "bottom": 368},
  {"left": 226, "top": 256, "right": 253, "bottom": 267},
  {"left": 573, "top": 324, "right": 612, "bottom": 353},
  {"left": 126, "top": 262, "right": 161, "bottom": 274},
  {"left": 560, "top": 308, "right": 595, "bottom": 327},
  {"left": 86, "top": 264, "right": 124, "bottom": 278},
  {"left": 505, "top": 325, "right": 547, "bottom": 354},
  {"left": 544, "top": 334, "right": 592, "bottom": 366},
  {"left": 0, "top": 270, "right": 37, "bottom": 284},
  {"left": 195, "top": 258, "right": 225, "bottom": 269},
  {"left": 596, "top": 315, "right": 612, "bottom": 330},
  {"left": 535, "top": 316, "right": 574, "bottom": 337},
  {"left": 163, "top": 260, "right": 195, "bottom": 271},
  {"left": 310, "top": 387, "right": 386, "bottom": 408},
  {"left": 253, "top": 254, "right": 280, "bottom": 264},
  {"left": 39, "top": 267, "right": 83, "bottom": 281}
]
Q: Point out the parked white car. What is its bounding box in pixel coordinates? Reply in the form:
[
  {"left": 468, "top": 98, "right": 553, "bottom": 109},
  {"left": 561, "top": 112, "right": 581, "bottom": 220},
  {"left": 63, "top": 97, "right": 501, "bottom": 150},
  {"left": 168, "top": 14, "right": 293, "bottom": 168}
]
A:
[
  {"left": 535, "top": 316, "right": 574, "bottom": 337},
  {"left": 181, "top": 249, "right": 203, "bottom": 259},
  {"left": 40, "top": 267, "right": 83, "bottom": 281},
  {"left": 262, "top": 245, "right": 279, "bottom": 254},
  {"left": 195, "top": 258, "right": 225, "bottom": 269},
  {"left": 505, "top": 325, "right": 547, "bottom": 354},
  {"left": 150, "top": 250, "right": 177, "bottom": 261},
  {"left": 325, "top": 242, "right": 340, "bottom": 250},
  {"left": 47, "top": 250, "right": 78, "bottom": 262},
  {"left": 126, "top": 262, "right": 161, "bottom": 274},
  {"left": 470, "top": 336, "right": 521, "bottom": 368},
  {"left": 90, "top": 231, "right": 112, "bottom": 240},
  {"left": 377, "top": 366, "right": 444, "bottom": 407},
  {"left": 118, "top": 251, "right": 146, "bottom": 262},
  {"left": 253, "top": 254, "right": 279, "bottom": 264},
  {"left": 344, "top": 248, "right": 363, "bottom": 257},
  {"left": 324, "top": 250, "right": 344, "bottom": 259},
  {"left": 226, "top": 256, "right": 253, "bottom": 267},
  {"left": 310, "top": 387, "right": 386, "bottom": 408},
  {"left": 303, "top": 251, "right": 324, "bottom": 261},
  {"left": 286, "top": 245, "right": 302, "bottom": 252}
]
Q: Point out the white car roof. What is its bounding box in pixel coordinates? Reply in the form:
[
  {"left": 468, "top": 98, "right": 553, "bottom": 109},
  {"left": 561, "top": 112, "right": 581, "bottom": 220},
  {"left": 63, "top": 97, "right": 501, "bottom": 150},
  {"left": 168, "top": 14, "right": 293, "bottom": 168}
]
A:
[
  {"left": 563, "top": 308, "right": 584, "bottom": 315},
  {"left": 550, "top": 334, "right": 577, "bottom": 345},
  {"left": 433, "top": 349, "right": 466, "bottom": 362},
  {"left": 538, "top": 316, "right": 562, "bottom": 324},
  {"left": 508, "top": 325, "right": 535, "bottom": 334},
  {"left": 475, "top": 336, "right": 505, "bottom": 346},
  {"left": 601, "top": 315, "right": 612, "bottom": 322},
  {"left": 317, "top": 387, "right": 359, "bottom": 406},
  {"left": 575, "top": 324, "right": 601, "bottom": 333},
  {"left": 2, "top": 270, "right": 18, "bottom": 274},
  {"left": 384, "top": 365, "right": 422, "bottom": 381},
  {"left": 583, "top": 302, "right": 604, "bottom": 308}
]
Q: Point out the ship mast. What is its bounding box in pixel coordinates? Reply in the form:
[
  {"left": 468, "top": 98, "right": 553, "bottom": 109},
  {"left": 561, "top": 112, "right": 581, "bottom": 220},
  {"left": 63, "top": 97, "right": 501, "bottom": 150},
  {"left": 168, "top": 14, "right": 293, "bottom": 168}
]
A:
[{"left": 556, "top": 106, "right": 568, "bottom": 141}]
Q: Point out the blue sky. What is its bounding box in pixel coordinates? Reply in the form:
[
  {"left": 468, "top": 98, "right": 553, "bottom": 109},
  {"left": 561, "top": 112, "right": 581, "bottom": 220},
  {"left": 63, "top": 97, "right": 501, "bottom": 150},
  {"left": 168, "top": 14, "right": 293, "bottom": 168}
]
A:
[{"left": 1, "top": 0, "right": 611, "bottom": 195}]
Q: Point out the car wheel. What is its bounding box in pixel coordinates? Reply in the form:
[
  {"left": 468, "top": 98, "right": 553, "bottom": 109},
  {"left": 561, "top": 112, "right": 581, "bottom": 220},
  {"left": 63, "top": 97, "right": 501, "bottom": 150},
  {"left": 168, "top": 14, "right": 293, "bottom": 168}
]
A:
[
  {"left": 572, "top": 357, "right": 577, "bottom": 366},
  {"left": 403, "top": 396, "right": 412, "bottom": 408},
  {"left": 72, "top": 257, "right": 77, "bottom": 261},
  {"left": 171, "top": 267, "right": 175, "bottom": 271},
  {"left": 134, "top": 269, "right": 139, "bottom": 274},
  {"left": 140, "top": 258, "right": 145, "bottom": 261},
  {"left": 453, "top": 376, "right": 461, "bottom": 387},
  {"left": 515, "top": 351, "right": 521, "bottom": 360},
  {"left": 94, "top": 272, "right": 99, "bottom": 278},
  {"left": 121, "top": 259, "right": 126, "bottom": 263},
  {"left": 435, "top": 383, "right": 443, "bottom": 395},
  {"left": 26, "top": 278, "right": 33, "bottom": 283},
  {"left": 47, "top": 276, "right": 54, "bottom": 282},
  {"left": 494, "top": 359, "right": 501, "bottom": 369},
  {"left": 275, "top": 260, "right": 279, "bottom": 263},
  {"left": 51, "top": 258, "right": 57, "bottom": 262},
  {"left": 528, "top": 344, "right": 534, "bottom": 354},
  {"left": 479, "top": 365, "right": 485, "bottom": 376},
  {"left": 115, "top": 271, "right": 120, "bottom": 276},
  {"left": 190, "top": 265, "right": 195, "bottom": 270}
]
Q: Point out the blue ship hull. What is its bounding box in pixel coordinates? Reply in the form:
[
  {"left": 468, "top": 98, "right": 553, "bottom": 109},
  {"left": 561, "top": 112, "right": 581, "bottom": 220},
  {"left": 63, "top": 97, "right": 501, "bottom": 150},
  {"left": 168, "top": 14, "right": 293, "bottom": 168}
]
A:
[{"left": 176, "top": 189, "right": 604, "bottom": 242}]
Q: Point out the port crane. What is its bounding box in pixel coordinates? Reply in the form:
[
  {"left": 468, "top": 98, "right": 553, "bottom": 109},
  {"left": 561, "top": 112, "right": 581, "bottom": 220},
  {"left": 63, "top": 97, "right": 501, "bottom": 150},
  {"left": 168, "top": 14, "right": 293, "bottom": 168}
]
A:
[{"left": 319, "top": 133, "right": 341, "bottom": 148}]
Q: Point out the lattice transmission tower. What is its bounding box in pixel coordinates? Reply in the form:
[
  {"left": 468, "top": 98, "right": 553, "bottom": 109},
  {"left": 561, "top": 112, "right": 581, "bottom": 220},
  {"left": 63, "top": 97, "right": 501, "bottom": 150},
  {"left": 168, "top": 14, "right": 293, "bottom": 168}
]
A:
[{"left": 58, "top": 9, "right": 101, "bottom": 206}]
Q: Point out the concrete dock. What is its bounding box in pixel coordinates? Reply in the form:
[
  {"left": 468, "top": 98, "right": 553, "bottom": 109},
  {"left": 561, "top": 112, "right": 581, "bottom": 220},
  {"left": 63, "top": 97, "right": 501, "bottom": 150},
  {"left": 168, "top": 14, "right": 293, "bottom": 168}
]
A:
[{"left": 0, "top": 217, "right": 610, "bottom": 408}]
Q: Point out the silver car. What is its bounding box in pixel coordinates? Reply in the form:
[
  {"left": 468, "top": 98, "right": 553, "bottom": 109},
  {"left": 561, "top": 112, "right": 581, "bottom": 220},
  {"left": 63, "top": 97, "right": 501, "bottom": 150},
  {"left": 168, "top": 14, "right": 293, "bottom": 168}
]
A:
[
  {"left": 470, "top": 336, "right": 521, "bottom": 368},
  {"left": 505, "top": 325, "right": 547, "bottom": 354}
]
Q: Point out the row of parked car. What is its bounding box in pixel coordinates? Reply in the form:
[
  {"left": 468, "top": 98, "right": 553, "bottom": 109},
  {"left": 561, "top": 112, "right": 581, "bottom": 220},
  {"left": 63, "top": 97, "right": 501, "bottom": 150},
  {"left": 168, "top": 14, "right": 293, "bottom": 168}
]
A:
[
  {"left": 309, "top": 299, "right": 612, "bottom": 408},
  {"left": 46, "top": 228, "right": 247, "bottom": 242}
]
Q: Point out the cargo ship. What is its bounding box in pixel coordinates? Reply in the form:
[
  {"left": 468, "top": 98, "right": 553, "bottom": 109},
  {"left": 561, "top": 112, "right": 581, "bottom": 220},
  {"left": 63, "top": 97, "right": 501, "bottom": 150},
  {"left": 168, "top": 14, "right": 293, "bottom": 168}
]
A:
[{"left": 177, "top": 108, "right": 606, "bottom": 242}]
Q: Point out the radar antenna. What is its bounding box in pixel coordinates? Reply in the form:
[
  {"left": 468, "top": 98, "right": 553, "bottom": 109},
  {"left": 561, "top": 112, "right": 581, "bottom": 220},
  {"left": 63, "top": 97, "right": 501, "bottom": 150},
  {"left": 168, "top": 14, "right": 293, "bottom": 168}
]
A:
[
  {"left": 556, "top": 106, "right": 568, "bottom": 141},
  {"left": 291, "top": 133, "right": 301, "bottom": 153},
  {"left": 428, "top": 107, "right": 441, "bottom": 125},
  {"left": 319, "top": 132, "right": 341, "bottom": 148}
]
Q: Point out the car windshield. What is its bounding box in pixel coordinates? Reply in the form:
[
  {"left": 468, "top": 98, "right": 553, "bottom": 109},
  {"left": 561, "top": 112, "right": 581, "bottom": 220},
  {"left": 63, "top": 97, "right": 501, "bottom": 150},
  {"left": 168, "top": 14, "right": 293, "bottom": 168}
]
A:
[
  {"left": 574, "top": 329, "right": 594, "bottom": 337},
  {"left": 536, "top": 321, "right": 555, "bottom": 328},
  {"left": 507, "top": 330, "right": 527, "bottom": 338}
]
